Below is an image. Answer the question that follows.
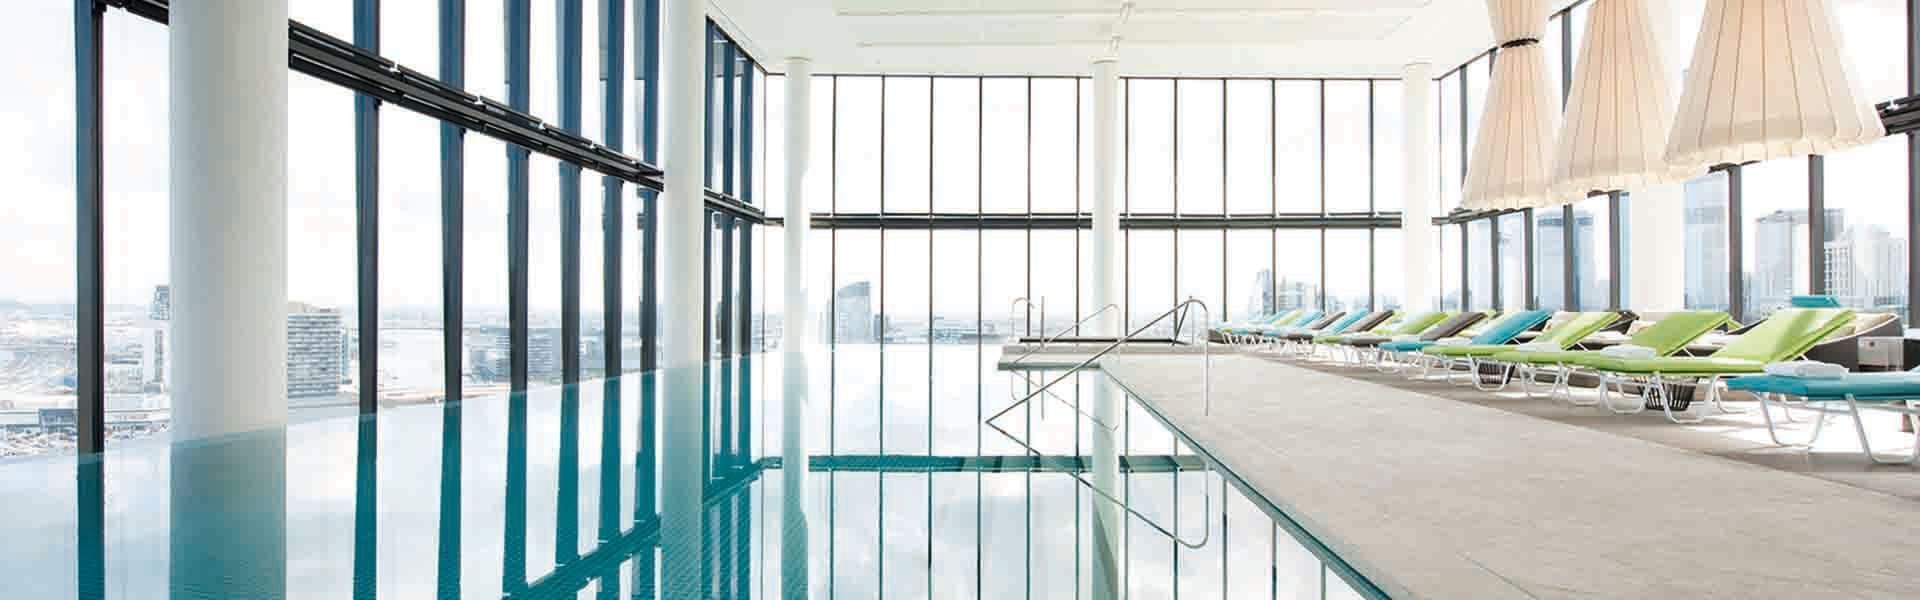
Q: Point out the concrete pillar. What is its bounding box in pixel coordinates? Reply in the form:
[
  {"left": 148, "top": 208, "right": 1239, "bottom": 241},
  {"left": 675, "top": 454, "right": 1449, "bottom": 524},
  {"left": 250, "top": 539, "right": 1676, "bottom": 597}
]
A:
[
  {"left": 170, "top": 0, "right": 289, "bottom": 441},
  {"left": 169, "top": 1, "right": 288, "bottom": 596},
  {"left": 1088, "top": 57, "right": 1124, "bottom": 600},
  {"left": 1091, "top": 59, "right": 1121, "bottom": 334},
  {"left": 661, "top": 0, "right": 707, "bottom": 595},
  {"left": 1628, "top": 0, "right": 1690, "bottom": 311},
  {"left": 779, "top": 56, "right": 814, "bottom": 599},
  {"left": 1402, "top": 62, "right": 1438, "bottom": 311}
]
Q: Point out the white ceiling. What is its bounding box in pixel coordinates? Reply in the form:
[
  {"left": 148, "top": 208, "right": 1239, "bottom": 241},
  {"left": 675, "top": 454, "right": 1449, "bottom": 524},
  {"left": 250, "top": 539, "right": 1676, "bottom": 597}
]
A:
[{"left": 710, "top": 0, "right": 1579, "bottom": 78}]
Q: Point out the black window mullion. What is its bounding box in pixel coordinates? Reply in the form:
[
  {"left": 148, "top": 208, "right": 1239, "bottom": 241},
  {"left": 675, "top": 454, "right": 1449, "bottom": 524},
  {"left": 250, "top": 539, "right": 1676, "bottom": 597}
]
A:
[{"left": 354, "top": 0, "right": 381, "bottom": 414}]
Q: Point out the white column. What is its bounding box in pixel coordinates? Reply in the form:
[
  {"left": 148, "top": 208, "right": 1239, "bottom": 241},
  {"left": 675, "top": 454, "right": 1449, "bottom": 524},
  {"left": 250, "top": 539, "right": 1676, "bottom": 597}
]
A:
[
  {"left": 1091, "top": 59, "right": 1121, "bottom": 334},
  {"left": 1088, "top": 57, "right": 1125, "bottom": 600},
  {"left": 169, "top": 1, "right": 289, "bottom": 596},
  {"left": 170, "top": 0, "right": 289, "bottom": 440},
  {"left": 661, "top": 0, "right": 708, "bottom": 594},
  {"left": 1628, "top": 0, "right": 1689, "bottom": 311},
  {"left": 779, "top": 56, "right": 814, "bottom": 598},
  {"left": 1401, "top": 62, "right": 1437, "bottom": 311}
]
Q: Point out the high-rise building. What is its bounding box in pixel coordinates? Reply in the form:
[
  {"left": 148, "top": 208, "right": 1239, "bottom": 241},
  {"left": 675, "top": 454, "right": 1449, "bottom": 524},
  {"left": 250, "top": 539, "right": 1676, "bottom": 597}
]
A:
[
  {"left": 1825, "top": 224, "right": 1909, "bottom": 313},
  {"left": 1751, "top": 208, "right": 1845, "bottom": 313},
  {"left": 149, "top": 285, "right": 171, "bottom": 321},
  {"left": 1248, "top": 269, "right": 1275, "bottom": 317},
  {"left": 489, "top": 330, "right": 560, "bottom": 381},
  {"left": 286, "top": 305, "right": 344, "bottom": 399},
  {"left": 825, "top": 281, "right": 875, "bottom": 343}
]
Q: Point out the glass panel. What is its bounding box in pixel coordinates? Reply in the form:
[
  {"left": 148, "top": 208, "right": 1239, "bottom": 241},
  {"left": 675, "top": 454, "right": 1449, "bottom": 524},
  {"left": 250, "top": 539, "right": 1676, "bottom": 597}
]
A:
[
  {"left": 933, "top": 78, "right": 983, "bottom": 213},
  {"left": 1031, "top": 231, "right": 1078, "bottom": 335},
  {"left": 1226, "top": 80, "right": 1274, "bottom": 214},
  {"left": 378, "top": 109, "right": 446, "bottom": 401},
  {"left": 930, "top": 230, "right": 979, "bottom": 455},
  {"left": 285, "top": 72, "right": 358, "bottom": 413},
  {"left": 1376, "top": 228, "right": 1404, "bottom": 310},
  {"left": 1127, "top": 79, "right": 1175, "bottom": 214},
  {"left": 981, "top": 79, "right": 1029, "bottom": 214},
  {"left": 1573, "top": 195, "right": 1614, "bottom": 310},
  {"left": 1176, "top": 80, "right": 1225, "bottom": 215},
  {"left": 1498, "top": 212, "right": 1527, "bottom": 309},
  {"left": 882, "top": 229, "right": 930, "bottom": 453},
  {"left": 765, "top": 75, "right": 787, "bottom": 219},
  {"left": 1373, "top": 81, "right": 1404, "bottom": 214},
  {"left": 292, "top": 0, "right": 353, "bottom": 40},
  {"left": 465, "top": 138, "right": 510, "bottom": 386},
  {"left": 835, "top": 76, "right": 882, "bottom": 213},
  {"left": 580, "top": 176, "right": 606, "bottom": 379},
  {"left": 1, "top": 2, "right": 77, "bottom": 456},
  {"left": 808, "top": 77, "right": 835, "bottom": 214},
  {"left": 1324, "top": 81, "right": 1371, "bottom": 214},
  {"left": 1468, "top": 219, "right": 1493, "bottom": 310},
  {"left": 1228, "top": 229, "right": 1276, "bottom": 321},
  {"left": 530, "top": 0, "right": 556, "bottom": 122},
  {"left": 1823, "top": 136, "right": 1910, "bottom": 320},
  {"left": 980, "top": 230, "right": 1027, "bottom": 341},
  {"left": 1683, "top": 172, "right": 1731, "bottom": 311},
  {"left": 883, "top": 77, "right": 932, "bottom": 213},
  {"left": 529, "top": 155, "right": 562, "bottom": 386},
  {"left": 1535, "top": 208, "right": 1567, "bottom": 309},
  {"left": 1127, "top": 229, "right": 1175, "bottom": 335},
  {"left": 1464, "top": 56, "right": 1490, "bottom": 156},
  {"left": 833, "top": 229, "right": 879, "bottom": 454},
  {"left": 1275, "top": 81, "right": 1322, "bottom": 213},
  {"left": 1032, "top": 78, "right": 1078, "bottom": 213},
  {"left": 1277, "top": 229, "right": 1322, "bottom": 311},
  {"left": 1440, "top": 224, "right": 1462, "bottom": 310},
  {"left": 467, "top": 0, "right": 505, "bottom": 100},
  {"left": 1177, "top": 230, "right": 1225, "bottom": 323},
  {"left": 1326, "top": 229, "right": 1370, "bottom": 312},
  {"left": 1438, "top": 74, "right": 1462, "bottom": 214},
  {"left": 1742, "top": 159, "right": 1810, "bottom": 319},
  {"left": 382, "top": 0, "right": 437, "bottom": 73}
]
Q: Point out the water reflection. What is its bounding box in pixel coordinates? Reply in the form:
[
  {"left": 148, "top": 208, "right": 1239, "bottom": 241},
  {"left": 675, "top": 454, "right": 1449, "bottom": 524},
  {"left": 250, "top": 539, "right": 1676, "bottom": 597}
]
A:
[{"left": 5, "top": 352, "right": 1381, "bottom": 599}]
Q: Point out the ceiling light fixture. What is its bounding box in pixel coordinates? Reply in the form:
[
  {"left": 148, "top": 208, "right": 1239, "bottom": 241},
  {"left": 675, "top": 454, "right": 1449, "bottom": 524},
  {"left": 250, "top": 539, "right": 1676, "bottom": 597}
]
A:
[
  {"left": 1665, "top": 0, "right": 1884, "bottom": 172},
  {"left": 1551, "top": 0, "right": 1691, "bottom": 199},
  {"left": 1461, "top": 0, "right": 1560, "bottom": 210}
]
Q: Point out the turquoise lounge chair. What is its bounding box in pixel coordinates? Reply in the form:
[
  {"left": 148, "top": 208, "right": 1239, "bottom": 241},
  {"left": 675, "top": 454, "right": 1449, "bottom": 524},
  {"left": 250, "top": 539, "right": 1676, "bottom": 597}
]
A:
[{"left": 1726, "top": 369, "right": 1920, "bottom": 464}]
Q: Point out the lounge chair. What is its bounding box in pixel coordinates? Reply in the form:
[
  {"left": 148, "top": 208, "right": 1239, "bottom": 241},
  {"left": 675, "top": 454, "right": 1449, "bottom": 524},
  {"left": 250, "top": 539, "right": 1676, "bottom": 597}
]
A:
[
  {"left": 1488, "top": 310, "right": 1732, "bottom": 403},
  {"left": 1420, "top": 311, "right": 1620, "bottom": 391},
  {"left": 1222, "top": 309, "right": 1315, "bottom": 345},
  {"left": 1293, "top": 310, "right": 1398, "bottom": 359},
  {"left": 1266, "top": 311, "right": 1371, "bottom": 355},
  {"left": 1725, "top": 369, "right": 1920, "bottom": 464},
  {"left": 1217, "top": 309, "right": 1302, "bottom": 344},
  {"left": 1381, "top": 310, "right": 1551, "bottom": 377},
  {"left": 1250, "top": 311, "right": 1344, "bottom": 346},
  {"left": 1317, "top": 311, "right": 1447, "bottom": 364},
  {"left": 1568, "top": 307, "right": 1856, "bottom": 423},
  {"left": 1371, "top": 311, "right": 1499, "bottom": 371}
]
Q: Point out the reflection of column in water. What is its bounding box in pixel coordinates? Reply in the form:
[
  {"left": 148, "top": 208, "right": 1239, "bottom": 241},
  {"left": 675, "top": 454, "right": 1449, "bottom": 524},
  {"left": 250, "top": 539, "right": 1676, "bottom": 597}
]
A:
[
  {"left": 1089, "top": 377, "right": 1124, "bottom": 599},
  {"left": 171, "top": 432, "right": 287, "bottom": 597},
  {"left": 781, "top": 350, "right": 811, "bottom": 600}
]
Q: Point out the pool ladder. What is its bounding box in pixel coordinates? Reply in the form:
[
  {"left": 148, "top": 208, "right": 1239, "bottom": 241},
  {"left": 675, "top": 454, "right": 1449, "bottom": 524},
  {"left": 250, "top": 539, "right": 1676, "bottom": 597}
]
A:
[{"left": 987, "top": 298, "right": 1217, "bottom": 549}]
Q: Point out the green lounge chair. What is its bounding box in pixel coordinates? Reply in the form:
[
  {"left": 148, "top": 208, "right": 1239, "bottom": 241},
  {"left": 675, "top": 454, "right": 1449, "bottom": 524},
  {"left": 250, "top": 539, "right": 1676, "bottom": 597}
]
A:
[
  {"left": 1218, "top": 309, "right": 1302, "bottom": 344},
  {"left": 1489, "top": 311, "right": 1732, "bottom": 403},
  {"left": 1319, "top": 311, "right": 1445, "bottom": 364},
  {"left": 1419, "top": 311, "right": 1621, "bottom": 391},
  {"left": 1569, "top": 307, "right": 1856, "bottom": 423}
]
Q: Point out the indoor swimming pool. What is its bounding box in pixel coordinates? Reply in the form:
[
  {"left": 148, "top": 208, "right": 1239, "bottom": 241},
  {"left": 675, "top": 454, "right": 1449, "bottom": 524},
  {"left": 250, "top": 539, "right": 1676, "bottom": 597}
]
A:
[{"left": 0, "top": 347, "right": 1380, "bottom": 599}]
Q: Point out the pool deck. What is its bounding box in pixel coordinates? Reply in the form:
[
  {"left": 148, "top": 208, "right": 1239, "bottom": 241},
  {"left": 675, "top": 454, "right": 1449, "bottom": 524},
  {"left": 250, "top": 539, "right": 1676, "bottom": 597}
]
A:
[{"left": 1101, "top": 353, "right": 1920, "bottom": 599}]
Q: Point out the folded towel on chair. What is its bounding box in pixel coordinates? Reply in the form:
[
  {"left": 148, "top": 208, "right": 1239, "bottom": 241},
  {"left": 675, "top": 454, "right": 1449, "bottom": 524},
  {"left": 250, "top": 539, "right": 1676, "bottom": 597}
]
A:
[
  {"left": 1436, "top": 337, "right": 1470, "bottom": 346},
  {"left": 1762, "top": 361, "right": 1849, "bottom": 379},
  {"left": 1511, "top": 341, "right": 1558, "bottom": 352},
  {"left": 1599, "top": 344, "right": 1658, "bottom": 359}
]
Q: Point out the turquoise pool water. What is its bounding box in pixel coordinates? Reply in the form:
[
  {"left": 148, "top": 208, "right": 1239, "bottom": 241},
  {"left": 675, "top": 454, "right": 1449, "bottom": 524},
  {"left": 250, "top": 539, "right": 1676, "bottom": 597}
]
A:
[{"left": 0, "top": 347, "right": 1381, "bottom": 599}]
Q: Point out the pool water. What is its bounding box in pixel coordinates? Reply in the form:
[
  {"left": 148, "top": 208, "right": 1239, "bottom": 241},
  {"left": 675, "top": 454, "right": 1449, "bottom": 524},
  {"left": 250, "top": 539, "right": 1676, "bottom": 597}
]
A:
[{"left": 0, "top": 346, "right": 1380, "bottom": 599}]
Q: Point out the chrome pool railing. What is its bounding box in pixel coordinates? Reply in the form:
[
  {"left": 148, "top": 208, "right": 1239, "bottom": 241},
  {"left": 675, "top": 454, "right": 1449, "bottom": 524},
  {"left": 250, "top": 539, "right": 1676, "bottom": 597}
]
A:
[{"left": 1007, "top": 303, "right": 1121, "bottom": 365}]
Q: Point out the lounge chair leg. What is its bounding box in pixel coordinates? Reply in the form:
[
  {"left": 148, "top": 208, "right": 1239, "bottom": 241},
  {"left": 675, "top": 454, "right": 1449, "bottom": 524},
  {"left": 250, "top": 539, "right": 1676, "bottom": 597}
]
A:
[
  {"left": 1655, "top": 374, "right": 1707, "bottom": 424},
  {"left": 1844, "top": 395, "right": 1920, "bottom": 465},
  {"left": 1470, "top": 359, "right": 1510, "bottom": 392},
  {"left": 1758, "top": 393, "right": 1832, "bottom": 448}
]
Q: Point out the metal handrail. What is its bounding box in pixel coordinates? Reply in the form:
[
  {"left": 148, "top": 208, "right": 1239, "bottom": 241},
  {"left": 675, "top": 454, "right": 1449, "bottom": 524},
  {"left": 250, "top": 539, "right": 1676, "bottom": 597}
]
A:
[
  {"left": 1008, "top": 297, "right": 1035, "bottom": 340},
  {"left": 1008, "top": 303, "right": 1122, "bottom": 365},
  {"left": 1005, "top": 369, "right": 1122, "bottom": 432},
  {"left": 997, "top": 298, "right": 1213, "bottom": 418},
  {"left": 984, "top": 298, "right": 1218, "bottom": 549}
]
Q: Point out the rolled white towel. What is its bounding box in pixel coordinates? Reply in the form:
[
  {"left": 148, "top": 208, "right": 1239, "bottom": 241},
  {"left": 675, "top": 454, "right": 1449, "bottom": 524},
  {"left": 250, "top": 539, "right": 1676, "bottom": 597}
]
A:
[
  {"left": 1436, "top": 337, "right": 1470, "bottom": 346},
  {"left": 1598, "top": 344, "right": 1658, "bottom": 359},
  {"left": 1390, "top": 334, "right": 1419, "bottom": 342},
  {"left": 1512, "top": 341, "right": 1559, "bottom": 352},
  {"left": 1762, "top": 361, "right": 1849, "bottom": 379}
]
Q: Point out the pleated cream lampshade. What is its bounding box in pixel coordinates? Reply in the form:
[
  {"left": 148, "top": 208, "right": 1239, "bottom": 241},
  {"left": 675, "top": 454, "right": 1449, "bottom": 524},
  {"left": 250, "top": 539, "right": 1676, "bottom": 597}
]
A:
[
  {"left": 1666, "top": 0, "right": 1885, "bottom": 172},
  {"left": 1463, "top": 0, "right": 1561, "bottom": 211},
  {"left": 1553, "top": 0, "right": 1696, "bottom": 198}
]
